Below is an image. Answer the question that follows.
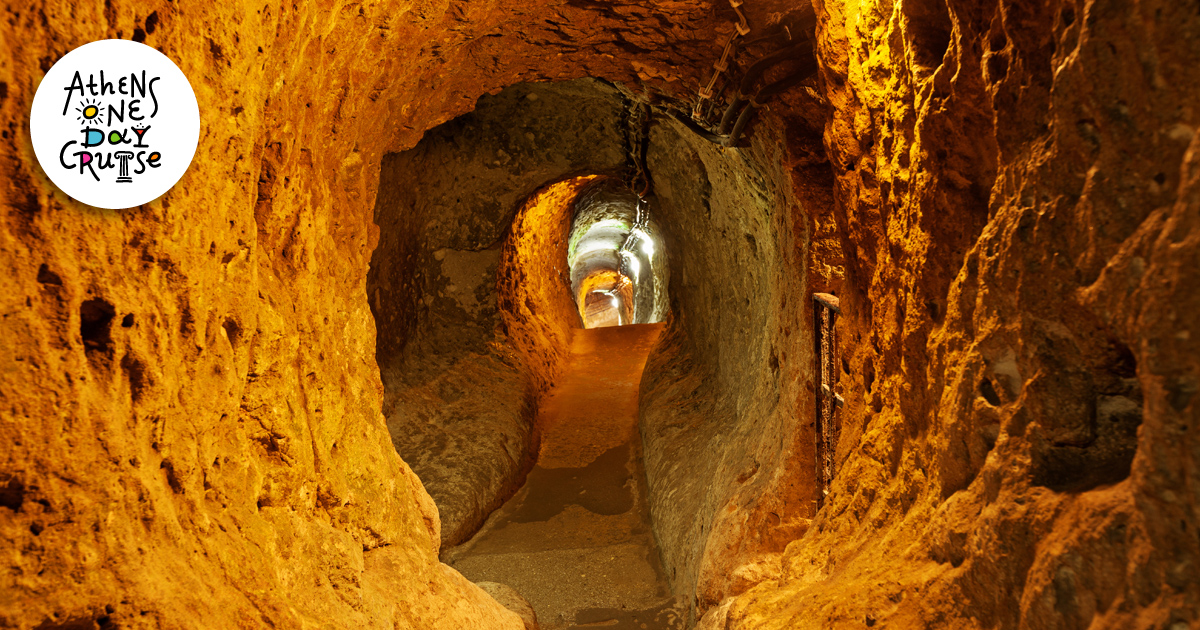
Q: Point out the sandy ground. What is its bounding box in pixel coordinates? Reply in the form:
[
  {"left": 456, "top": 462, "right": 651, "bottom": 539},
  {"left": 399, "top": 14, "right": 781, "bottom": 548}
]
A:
[{"left": 446, "top": 324, "right": 685, "bottom": 630}]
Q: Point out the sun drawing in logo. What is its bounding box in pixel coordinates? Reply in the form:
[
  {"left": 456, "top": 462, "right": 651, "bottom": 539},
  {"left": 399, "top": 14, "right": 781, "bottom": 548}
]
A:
[{"left": 76, "top": 99, "right": 101, "bottom": 124}]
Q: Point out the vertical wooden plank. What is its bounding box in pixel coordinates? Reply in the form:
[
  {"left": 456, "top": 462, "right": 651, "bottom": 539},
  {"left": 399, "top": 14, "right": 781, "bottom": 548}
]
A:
[{"left": 813, "top": 293, "right": 842, "bottom": 508}]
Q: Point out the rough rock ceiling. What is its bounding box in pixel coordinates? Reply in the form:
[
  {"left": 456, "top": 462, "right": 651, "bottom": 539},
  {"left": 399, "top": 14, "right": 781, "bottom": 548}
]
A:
[{"left": 0, "top": 0, "right": 1197, "bottom": 628}]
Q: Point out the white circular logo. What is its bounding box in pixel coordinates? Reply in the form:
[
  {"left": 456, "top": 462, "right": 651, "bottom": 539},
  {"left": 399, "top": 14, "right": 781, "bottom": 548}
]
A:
[{"left": 30, "top": 39, "right": 200, "bottom": 210}]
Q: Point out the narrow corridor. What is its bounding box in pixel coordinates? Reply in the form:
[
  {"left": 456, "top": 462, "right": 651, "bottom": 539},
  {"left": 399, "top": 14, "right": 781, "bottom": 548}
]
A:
[{"left": 445, "top": 323, "right": 682, "bottom": 629}]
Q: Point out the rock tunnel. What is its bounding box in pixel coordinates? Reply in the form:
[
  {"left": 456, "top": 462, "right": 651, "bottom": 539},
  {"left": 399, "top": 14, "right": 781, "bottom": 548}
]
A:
[{"left": 2, "top": 1, "right": 1199, "bottom": 629}]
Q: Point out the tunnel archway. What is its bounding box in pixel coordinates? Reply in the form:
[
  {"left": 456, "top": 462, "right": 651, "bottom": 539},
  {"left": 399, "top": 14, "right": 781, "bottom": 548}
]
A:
[
  {"left": 365, "top": 76, "right": 824, "bottom": 625},
  {"left": 567, "top": 178, "right": 669, "bottom": 328},
  {"left": 367, "top": 80, "right": 635, "bottom": 547},
  {"left": 3, "top": 0, "right": 1193, "bottom": 626}
]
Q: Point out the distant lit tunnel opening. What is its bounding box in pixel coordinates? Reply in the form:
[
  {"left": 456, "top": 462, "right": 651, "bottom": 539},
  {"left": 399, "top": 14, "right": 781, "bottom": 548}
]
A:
[{"left": 567, "top": 178, "right": 668, "bottom": 329}]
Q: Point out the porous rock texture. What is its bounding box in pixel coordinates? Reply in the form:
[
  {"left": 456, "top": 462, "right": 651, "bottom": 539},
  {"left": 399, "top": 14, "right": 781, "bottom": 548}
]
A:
[
  {"left": 638, "top": 109, "right": 830, "bottom": 621},
  {"left": 1, "top": 0, "right": 1197, "bottom": 628},
  {"left": 716, "top": 0, "right": 1200, "bottom": 628},
  {"left": 0, "top": 0, "right": 739, "bottom": 626}
]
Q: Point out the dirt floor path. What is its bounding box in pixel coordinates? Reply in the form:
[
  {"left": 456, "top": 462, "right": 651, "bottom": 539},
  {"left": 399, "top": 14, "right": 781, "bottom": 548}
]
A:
[{"left": 444, "top": 323, "right": 683, "bottom": 630}]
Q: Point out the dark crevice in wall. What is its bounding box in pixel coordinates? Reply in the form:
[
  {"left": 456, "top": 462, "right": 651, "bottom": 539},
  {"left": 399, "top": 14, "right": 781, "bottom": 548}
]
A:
[{"left": 80, "top": 298, "right": 116, "bottom": 365}]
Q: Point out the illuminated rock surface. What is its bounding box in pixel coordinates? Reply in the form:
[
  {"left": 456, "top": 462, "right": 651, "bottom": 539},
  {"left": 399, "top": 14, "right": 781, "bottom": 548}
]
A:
[
  {"left": 445, "top": 324, "right": 679, "bottom": 630},
  {"left": 0, "top": 0, "right": 1197, "bottom": 628}
]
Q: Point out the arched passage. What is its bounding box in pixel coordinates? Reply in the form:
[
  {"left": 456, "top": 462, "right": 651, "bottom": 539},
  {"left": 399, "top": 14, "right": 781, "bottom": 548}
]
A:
[
  {"left": 567, "top": 178, "right": 669, "bottom": 328},
  {"left": 367, "top": 80, "right": 629, "bottom": 546},
  {"left": 366, "top": 76, "right": 825, "bottom": 625},
  {"left": 8, "top": 2, "right": 1193, "bottom": 629}
]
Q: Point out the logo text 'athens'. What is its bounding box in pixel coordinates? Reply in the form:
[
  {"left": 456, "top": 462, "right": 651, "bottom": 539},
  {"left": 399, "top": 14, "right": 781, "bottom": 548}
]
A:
[{"left": 30, "top": 40, "right": 200, "bottom": 210}]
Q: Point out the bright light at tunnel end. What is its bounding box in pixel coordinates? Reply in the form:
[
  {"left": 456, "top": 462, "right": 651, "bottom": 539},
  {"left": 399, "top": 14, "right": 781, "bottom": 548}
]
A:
[
  {"left": 630, "top": 227, "right": 655, "bottom": 259},
  {"left": 567, "top": 180, "right": 667, "bottom": 329},
  {"left": 621, "top": 251, "right": 641, "bottom": 280}
]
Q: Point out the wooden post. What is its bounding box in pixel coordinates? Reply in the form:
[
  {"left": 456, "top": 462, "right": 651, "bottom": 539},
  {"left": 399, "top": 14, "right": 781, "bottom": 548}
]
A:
[{"left": 813, "top": 293, "right": 843, "bottom": 509}]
